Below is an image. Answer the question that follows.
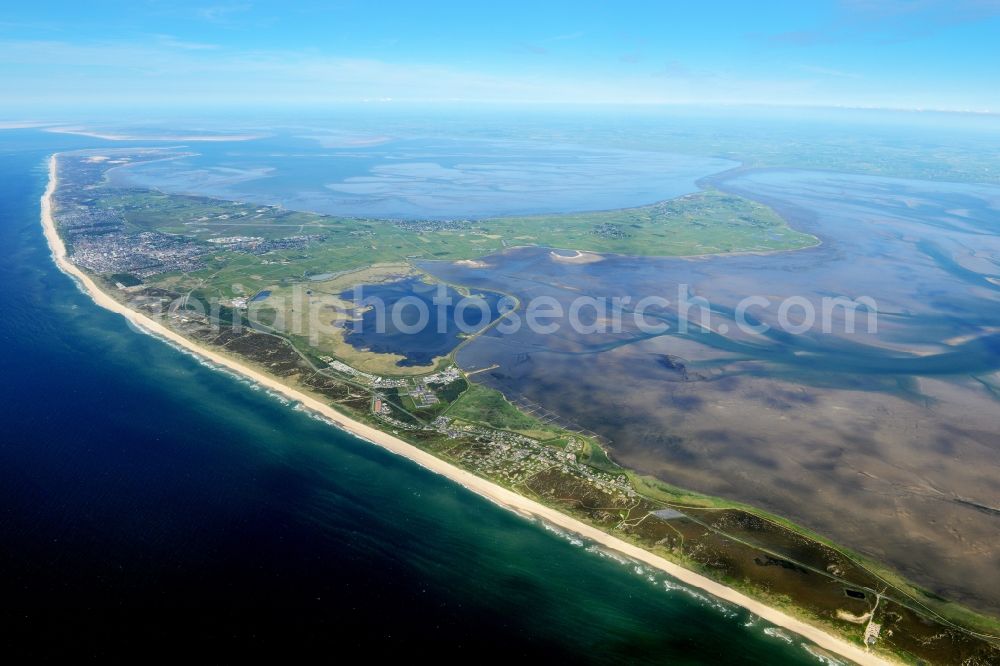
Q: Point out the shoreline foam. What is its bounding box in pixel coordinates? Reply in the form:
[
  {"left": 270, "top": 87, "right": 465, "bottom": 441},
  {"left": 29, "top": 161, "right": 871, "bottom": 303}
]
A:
[{"left": 41, "top": 153, "right": 891, "bottom": 666}]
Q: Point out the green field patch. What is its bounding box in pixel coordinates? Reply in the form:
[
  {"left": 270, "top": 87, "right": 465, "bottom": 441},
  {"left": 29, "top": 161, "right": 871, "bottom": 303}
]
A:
[{"left": 447, "top": 382, "right": 560, "bottom": 439}]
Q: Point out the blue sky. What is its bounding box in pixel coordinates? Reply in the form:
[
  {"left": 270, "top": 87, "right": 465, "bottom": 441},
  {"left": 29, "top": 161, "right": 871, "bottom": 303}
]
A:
[{"left": 2, "top": 0, "right": 999, "bottom": 112}]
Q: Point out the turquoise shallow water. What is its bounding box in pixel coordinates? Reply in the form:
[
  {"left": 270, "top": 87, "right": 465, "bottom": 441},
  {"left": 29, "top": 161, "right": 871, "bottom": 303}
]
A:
[{"left": 0, "top": 129, "right": 823, "bottom": 663}]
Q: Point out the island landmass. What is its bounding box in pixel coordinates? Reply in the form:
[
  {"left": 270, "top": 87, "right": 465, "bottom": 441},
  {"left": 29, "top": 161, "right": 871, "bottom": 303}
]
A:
[{"left": 43, "top": 150, "right": 1000, "bottom": 665}]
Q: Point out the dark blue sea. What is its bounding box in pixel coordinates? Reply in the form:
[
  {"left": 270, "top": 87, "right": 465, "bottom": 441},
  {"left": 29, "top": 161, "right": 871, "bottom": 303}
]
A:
[{"left": 0, "top": 129, "right": 821, "bottom": 663}]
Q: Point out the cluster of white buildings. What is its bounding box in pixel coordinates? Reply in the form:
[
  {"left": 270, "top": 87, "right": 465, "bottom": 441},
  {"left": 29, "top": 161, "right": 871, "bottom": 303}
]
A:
[{"left": 324, "top": 359, "right": 407, "bottom": 388}]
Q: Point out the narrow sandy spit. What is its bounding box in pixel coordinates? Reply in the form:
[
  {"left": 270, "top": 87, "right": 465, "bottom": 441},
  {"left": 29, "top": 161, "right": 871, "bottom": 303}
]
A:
[{"left": 41, "top": 154, "right": 892, "bottom": 666}]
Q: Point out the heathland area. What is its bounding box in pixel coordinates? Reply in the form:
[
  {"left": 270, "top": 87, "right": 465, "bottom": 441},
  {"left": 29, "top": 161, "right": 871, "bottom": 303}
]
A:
[{"left": 48, "top": 149, "right": 1000, "bottom": 665}]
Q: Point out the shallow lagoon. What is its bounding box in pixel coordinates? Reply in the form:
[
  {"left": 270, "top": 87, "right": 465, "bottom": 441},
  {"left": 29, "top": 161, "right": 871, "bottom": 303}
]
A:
[{"left": 341, "top": 277, "right": 503, "bottom": 366}]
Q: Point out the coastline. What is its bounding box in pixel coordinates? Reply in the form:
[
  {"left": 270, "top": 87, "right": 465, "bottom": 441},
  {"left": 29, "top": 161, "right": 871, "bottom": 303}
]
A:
[{"left": 41, "top": 153, "right": 892, "bottom": 666}]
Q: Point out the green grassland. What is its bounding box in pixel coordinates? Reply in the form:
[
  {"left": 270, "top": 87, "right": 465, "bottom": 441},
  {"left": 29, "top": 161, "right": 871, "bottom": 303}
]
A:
[
  {"left": 489, "top": 189, "right": 815, "bottom": 255},
  {"left": 444, "top": 382, "right": 562, "bottom": 440},
  {"left": 101, "top": 186, "right": 816, "bottom": 301}
]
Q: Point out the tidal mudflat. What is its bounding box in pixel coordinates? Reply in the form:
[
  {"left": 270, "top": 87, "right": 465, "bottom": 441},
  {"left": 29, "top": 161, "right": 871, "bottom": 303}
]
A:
[{"left": 424, "top": 168, "right": 1000, "bottom": 614}]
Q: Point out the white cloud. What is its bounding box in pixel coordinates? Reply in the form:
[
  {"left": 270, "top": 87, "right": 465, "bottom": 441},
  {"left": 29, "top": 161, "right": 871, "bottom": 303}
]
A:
[
  {"left": 196, "top": 3, "right": 253, "bottom": 24},
  {"left": 798, "top": 65, "right": 863, "bottom": 79},
  {"left": 154, "top": 35, "right": 221, "bottom": 50}
]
